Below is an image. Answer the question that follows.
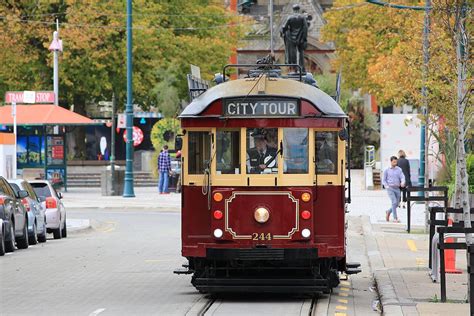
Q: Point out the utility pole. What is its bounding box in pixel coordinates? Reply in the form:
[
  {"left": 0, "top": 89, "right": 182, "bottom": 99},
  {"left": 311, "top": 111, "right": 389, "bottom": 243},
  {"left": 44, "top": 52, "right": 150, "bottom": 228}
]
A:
[
  {"left": 420, "top": 0, "right": 431, "bottom": 230},
  {"left": 123, "top": 0, "right": 135, "bottom": 197}
]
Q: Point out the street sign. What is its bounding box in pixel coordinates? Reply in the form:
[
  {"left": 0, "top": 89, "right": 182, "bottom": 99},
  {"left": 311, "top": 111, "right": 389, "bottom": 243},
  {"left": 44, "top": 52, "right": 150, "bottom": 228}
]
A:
[
  {"left": 5, "top": 91, "right": 55, "bottom": 104},
  {"left": 117, "top": 114, "right": 126, "bottom": 128}
]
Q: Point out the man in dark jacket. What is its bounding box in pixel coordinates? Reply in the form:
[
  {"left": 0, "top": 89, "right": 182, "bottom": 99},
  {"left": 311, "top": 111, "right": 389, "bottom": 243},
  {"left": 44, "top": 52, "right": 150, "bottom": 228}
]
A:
[{"left": 397, "top": 150, "right": 412, "bottom": 207}]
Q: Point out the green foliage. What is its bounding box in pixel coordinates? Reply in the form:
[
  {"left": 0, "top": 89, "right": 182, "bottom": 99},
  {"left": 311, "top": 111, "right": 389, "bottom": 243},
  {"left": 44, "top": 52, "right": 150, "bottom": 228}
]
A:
[
  {"left": 347, "top": 96, "right": 380, "bottom": 168},
  {"left": 0, "top": 1, "right": 243, "bottom": 114},
  {"left": 150, "top": 118, "right": 181, "bottom": 151},
  {"left": 315, "top": 74, "right": 351, "bottom": 111}
]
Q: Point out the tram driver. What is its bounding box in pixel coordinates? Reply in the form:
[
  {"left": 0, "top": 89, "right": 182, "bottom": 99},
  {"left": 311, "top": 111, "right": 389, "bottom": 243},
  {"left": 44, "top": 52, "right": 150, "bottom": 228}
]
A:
[{"left": 246, "top": 129, "right": 278, "bottom": 174}]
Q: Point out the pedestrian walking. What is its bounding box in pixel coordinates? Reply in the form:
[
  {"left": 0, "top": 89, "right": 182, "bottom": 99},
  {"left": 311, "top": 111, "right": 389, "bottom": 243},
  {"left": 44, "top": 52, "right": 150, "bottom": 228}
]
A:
[
  {"left": 382, "top": 156, "right": 406, "bottom": 223},
  {"left": 397, "top": 149, "right": 412, "bottom": 208},
  {"left": 158, "top": 145, "right": 171, "bottom": 194}
]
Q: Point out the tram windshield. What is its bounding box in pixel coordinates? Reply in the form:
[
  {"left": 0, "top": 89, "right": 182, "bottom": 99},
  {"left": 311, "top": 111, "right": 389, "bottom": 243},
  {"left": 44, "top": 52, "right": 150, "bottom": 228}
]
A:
[
  {"left": 216, "top": 130, "right": 241, "bottom": 174},
  {"left": 246, "top": 128, "right": 279, "bottom": 174},
  {"left": 283, "top": 128, "right": 308, "bottom": 174},
  {"left": 315, "top": 131, "right": 338, "bottom": 174}
]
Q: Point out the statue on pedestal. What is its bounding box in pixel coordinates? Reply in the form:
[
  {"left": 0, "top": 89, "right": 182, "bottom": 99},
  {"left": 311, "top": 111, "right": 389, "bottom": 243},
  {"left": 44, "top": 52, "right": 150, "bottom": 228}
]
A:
[{"left": 280, "top": 4, "right": 308, "bottom": 72}]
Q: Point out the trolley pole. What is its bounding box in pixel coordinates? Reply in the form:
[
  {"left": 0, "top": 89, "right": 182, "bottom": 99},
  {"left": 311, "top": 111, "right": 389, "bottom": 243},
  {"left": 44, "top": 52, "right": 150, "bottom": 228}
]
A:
[
  {"left": 123, "top": 0, "right": 135, "bottom": 197},
  {"left": 269, "top": 0, "right": 274, "bottom": 55}
]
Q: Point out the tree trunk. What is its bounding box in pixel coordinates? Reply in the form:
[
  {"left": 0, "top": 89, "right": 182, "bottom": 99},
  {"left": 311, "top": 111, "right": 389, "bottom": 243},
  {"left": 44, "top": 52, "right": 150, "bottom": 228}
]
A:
[{"left": 72, "top": 94, "right": 87, "bottom": 160}]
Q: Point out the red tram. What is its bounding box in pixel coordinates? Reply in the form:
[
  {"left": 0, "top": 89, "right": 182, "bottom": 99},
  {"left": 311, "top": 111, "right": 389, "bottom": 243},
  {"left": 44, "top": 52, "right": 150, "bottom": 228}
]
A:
[{"left": 176, "top": 63, "right": 359, "bottom": 293}]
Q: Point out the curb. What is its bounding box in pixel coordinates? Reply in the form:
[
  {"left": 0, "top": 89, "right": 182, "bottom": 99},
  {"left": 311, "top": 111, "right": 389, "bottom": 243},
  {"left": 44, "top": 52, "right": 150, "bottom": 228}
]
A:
[
  {"left": 67, "top": 219, "right": 92, "bottom": 233},
  {"left": 361, "top": 215, "right": 404, "bottom": 316},
  {"left": 67, "top": 207, "right": 181, "bottom": 212}
]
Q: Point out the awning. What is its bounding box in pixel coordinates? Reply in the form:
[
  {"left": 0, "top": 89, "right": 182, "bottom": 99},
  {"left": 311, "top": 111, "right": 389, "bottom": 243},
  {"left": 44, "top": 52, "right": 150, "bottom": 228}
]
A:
[{"left": 0, "top": 104, "right": 98, "bottom": 126}]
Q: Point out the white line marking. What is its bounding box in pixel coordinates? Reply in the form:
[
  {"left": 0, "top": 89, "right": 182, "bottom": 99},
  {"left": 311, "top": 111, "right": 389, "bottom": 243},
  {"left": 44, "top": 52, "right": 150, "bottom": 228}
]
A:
[{"left": 89, "top": 308, "right": 106, "bottom": 316}]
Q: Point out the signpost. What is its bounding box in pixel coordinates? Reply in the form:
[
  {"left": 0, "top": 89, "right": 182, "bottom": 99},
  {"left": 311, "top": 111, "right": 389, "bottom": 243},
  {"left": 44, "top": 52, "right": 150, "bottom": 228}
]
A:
[{"left": 11, "top": 102, "right": 16, "bottom": 179}]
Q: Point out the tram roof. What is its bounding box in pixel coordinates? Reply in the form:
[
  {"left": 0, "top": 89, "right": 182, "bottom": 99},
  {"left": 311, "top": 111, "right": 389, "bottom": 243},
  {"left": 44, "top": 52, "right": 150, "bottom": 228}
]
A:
[{"left": 180, "top": 77, "right": 346, "bottom": 118}]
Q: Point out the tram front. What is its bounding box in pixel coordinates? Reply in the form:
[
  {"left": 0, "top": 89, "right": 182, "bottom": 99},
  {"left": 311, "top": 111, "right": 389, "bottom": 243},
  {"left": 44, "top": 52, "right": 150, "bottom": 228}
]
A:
[{"left": 177, "top": 72, "right": 355, "bottom": 294}]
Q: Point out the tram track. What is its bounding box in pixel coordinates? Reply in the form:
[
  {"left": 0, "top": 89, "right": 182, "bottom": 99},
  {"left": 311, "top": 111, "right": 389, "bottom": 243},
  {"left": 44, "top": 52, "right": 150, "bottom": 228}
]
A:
[{"left": 186, "top": 294, "right": 326, "bottom": 316}]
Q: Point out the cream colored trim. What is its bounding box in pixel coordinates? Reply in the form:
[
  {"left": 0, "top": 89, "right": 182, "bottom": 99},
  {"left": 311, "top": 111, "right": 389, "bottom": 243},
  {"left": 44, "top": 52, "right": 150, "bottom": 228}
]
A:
[
  {"left": 182, "top": 127, "right": 212, "bottom": 186},
  {"left": 224, "top": 191, "right": 300, "bottom": 239}
]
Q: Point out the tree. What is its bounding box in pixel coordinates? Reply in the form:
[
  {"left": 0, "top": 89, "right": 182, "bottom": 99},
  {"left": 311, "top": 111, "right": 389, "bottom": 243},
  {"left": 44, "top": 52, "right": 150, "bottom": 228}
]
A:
[{"left": 0, "top": 1, "right": 244, "bottom": 157}]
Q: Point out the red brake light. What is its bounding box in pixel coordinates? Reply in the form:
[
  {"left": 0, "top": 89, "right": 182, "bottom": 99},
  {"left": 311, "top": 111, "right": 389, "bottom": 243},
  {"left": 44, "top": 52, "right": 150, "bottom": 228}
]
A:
[
  {"left": 301, "top": 210, "right": 311, "bottom": 220},
  {"left": 0, "top": 197, "right": 5, "bottom": 204},
  {"left": 45, "top": 197, "right": 57, "bottom": 209},
  {"left": 21, "top": 198, "right": 30, "bottom": 211},
  {"left": 213, "top": 210, "right": 223, "bottom": 220}
]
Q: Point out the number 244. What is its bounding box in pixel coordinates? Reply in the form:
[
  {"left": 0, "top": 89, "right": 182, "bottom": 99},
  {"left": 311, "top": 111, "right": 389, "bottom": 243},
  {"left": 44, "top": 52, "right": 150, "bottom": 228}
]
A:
[{"left": 252, "top": 233, "right": 272, "bottom": 241}]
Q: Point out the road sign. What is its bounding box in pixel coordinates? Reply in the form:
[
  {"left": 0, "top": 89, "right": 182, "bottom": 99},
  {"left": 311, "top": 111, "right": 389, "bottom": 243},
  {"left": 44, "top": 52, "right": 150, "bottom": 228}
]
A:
[{"left": 5, "top": 91, "right": 55, "bottom": 104}]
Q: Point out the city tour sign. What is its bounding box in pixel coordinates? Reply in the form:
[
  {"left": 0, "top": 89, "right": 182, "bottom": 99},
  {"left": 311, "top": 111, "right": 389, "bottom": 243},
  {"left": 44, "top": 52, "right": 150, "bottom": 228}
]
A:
[{"left": 5, "top": 91, "right": 55, "bottom": 104}]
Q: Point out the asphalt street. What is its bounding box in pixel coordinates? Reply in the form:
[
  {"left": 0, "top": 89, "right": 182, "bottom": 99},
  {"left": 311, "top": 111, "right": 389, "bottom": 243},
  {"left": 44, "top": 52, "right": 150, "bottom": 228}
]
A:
[{"left": 0, "top": 210, "right": 378, "bottom": 316}]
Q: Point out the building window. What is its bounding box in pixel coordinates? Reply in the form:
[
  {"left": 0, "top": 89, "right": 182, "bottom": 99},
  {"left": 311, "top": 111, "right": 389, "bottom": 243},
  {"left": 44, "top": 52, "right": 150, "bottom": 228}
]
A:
[
  {"left": 188, "top": 132, "right": 211, "bottom": 174},
  {"left": 216, "top": 130, "right": 240, "bottom": 174},
  {"left": 315, "top": 132, "right": 338, "bottom": 174},
  {"left": 283, "top": 128, "right": 308, "bottom": 174}
]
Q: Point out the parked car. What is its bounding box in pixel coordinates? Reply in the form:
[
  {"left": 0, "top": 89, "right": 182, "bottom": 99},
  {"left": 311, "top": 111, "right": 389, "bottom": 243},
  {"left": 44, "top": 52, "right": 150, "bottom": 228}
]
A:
[
  {"left": 0, "top": 218, "right": 5, "bottom": 256},
  {"left": 29, "top": 180, "right": 66, "bottom": 239},
  {"left": 0, "top": 176, "right": 29, "bottom": 252},
  {"left": 8, "top": 179, "right": 47, "bottom": 244}
]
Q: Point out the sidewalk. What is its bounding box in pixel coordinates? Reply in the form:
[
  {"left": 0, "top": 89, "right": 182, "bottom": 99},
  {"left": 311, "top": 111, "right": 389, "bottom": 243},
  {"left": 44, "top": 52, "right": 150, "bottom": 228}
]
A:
[
  {"left": 348, "top": 171, "right": 470, "bottom": 315},
  {"left": 61, "top": 187, "right": 181, "bottom": 211}
]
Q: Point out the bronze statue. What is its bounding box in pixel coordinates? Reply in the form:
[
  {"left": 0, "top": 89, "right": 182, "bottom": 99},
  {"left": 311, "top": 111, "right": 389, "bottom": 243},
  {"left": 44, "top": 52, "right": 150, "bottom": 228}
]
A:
[{"left": 280, "top": 4, "right": 308, "bottom": 72}]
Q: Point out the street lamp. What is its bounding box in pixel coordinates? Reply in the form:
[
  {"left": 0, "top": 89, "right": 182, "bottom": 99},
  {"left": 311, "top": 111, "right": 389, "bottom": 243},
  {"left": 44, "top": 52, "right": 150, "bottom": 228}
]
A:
[
  {"left": 48, "top": 20, "right": 62, "bottom": 106},
  {"left": 123, "top": 0, "right": 135, "bottom": 197}
]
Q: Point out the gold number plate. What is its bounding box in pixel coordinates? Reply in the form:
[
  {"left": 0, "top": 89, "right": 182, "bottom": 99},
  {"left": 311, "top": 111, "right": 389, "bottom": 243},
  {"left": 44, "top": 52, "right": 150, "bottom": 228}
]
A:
[{"left": 252, "top": 233, "right": 272, "bottom": 241}]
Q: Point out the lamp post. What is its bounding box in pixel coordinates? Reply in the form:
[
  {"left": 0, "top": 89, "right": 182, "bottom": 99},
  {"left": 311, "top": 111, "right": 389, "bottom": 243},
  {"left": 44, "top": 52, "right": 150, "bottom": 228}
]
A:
[
  {"left": 123, "top": 0, "right": 135, "bottom": 197},
  {"left": 48, "top": 20, "right": 62, "bottom": 106}
]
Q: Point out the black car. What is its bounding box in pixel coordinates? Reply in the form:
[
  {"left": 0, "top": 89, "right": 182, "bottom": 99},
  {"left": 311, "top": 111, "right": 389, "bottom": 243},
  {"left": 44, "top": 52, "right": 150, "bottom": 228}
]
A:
[{"left": 0, "top": 176, "right": 29, "bottom": 253}]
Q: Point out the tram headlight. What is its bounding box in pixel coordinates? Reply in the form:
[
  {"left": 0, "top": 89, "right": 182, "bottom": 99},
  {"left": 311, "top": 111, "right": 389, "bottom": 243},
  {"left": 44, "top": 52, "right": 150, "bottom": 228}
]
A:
[
  {"left": 301, "top": 192, "right": 311, "bottom": 202},
  {"left": 213, "top": 229, "right": 223, "bottom": 238},
  {"left": 254, "top": 207, "right": 270, "bottom": 223},
  {"left": 301, "top": 229, "right": 311, "bottom": 238}
]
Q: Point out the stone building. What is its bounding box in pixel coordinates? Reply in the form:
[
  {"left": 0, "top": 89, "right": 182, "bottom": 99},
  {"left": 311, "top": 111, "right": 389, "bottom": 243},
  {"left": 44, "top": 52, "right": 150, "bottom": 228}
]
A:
[{"left": 234, "top": 0, "right": 335, "bottom": 74}]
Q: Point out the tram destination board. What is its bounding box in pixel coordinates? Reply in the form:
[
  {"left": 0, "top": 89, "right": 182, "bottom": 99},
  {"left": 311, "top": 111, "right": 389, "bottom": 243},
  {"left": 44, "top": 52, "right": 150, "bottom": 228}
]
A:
[{"left": 223, "top": 98, "right": 300, "bottom": 118}]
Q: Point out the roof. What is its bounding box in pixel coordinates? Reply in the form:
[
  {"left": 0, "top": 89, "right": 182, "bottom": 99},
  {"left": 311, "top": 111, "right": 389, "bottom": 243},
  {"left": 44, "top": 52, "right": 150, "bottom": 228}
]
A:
[
  {"left": 0, "top": 104, "right": 97, "bottom": 126},
  {"left": 180, "top": 77, "right": 346, "bottom": 118}
]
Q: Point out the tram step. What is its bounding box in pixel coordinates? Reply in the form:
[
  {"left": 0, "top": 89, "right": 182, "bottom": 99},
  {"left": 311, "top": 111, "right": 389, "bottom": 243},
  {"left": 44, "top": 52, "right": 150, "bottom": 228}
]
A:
[
  {"left": 173, "top": 267, "right": 194, "bottom": 275},
  {"left": 346, "top": 262, "right": 361, "bottom": 269},
  {"left": 345, "top": 268, "right": 362, "bottom": 275}
]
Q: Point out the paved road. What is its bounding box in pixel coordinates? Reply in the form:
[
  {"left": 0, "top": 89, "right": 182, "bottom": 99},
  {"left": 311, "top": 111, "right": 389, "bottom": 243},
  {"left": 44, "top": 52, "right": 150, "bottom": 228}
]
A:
[{"left": 0, "top": 210, "right": 378, "bottom": 315}]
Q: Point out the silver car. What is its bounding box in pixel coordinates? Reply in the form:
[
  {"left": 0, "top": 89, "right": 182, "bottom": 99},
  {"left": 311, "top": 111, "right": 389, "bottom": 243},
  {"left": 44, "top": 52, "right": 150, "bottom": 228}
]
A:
[
  {"left": 8, "top": 179, "right": 47, "bottom": 244},
  {"left": 29, "top": 180, "right": 67, "bottom": 240}
]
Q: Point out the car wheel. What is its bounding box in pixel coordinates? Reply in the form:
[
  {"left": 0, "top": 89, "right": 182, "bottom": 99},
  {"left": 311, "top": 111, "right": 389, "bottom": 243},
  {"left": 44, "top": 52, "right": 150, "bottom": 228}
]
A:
[
  {"left": 5, "top": 221, "right": 15, "bottom": 253},
  {"left": 16, "top": 218, "right": 29, "bottom": 249},
  {"left": 0, "top": 225, "right": 5, "bottom": 256},
  {"left": 29, "top": 221, "right": 38, "bottom": 245},
  {"left": 61, "top": 217, "right": 67, "bottom": 238},
  {"left": 38, "top": 218, "right": 47, "bottom": 243},
  {"left": 53, "top": 221, "right": 62, "bottom": 240}
]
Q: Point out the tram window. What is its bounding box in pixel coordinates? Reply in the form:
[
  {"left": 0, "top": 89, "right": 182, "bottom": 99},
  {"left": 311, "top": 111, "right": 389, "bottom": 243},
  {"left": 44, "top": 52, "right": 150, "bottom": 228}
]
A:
[
  {"left": 216, "top": 130, "right": 240, "bottom": 174},
  {"left": 188, "top": 132, "right": 211, "bottom": 174},
  {"left": 283, "top": 128, "right": 309, "bottom": 174},
  {"left": 246, "top": 128, "right": 278, "bottom": 174},
  {"left": 315, "top": 132, "right": 338, "bottom": 174}
]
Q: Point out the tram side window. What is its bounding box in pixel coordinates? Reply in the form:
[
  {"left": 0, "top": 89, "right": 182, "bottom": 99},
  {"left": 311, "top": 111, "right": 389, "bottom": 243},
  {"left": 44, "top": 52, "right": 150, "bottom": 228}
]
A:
[
  {"left": 315, "top": 132, "right": 338, "bottom": 174},
  {"left": 283, "top": 128, "right": 309, "bottom": 174},
  {"left": 188, "top": 132, "right": 211, "bottom": 174},
  {"left": 216, "top": 130, "right": 240, "bottom": 174},
  {"left": 246, "top": 128, "right": 278, "bottom": 174}
]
